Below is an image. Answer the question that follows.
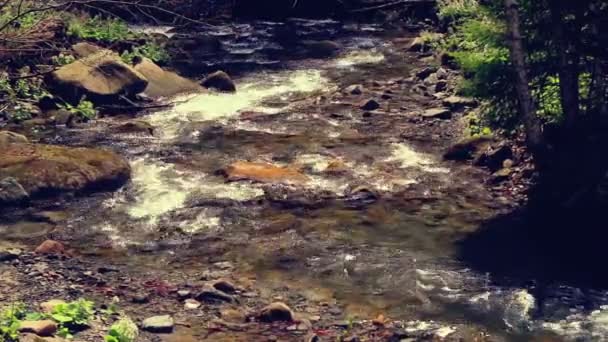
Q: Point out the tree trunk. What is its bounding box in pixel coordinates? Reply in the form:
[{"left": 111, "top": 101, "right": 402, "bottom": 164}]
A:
[
  {"left": 548, "top": 3, "right": 580, "bottom": 127},
  {"left": 503, "top": 0, "right": 544, "bottom": 157}
]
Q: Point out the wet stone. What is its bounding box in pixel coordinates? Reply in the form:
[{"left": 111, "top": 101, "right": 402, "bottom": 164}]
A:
[{"left": 142, "top": 315, "right": 174, "bottom": 333}]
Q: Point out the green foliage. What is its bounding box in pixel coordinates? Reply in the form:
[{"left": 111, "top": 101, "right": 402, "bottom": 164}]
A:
[
  {"left": 67, "top": 16, "right": 134, "bottom": 42},
  {"left": 58, "top": 98, "right": 97, "bottom": 120},
  {"left": 51, "top": 299, "right": 95, "bottom": 329},
  {"left": 104, "top": 317, "right": 139, "bottom": 342},
  {"left": 52, "top": 53, "right": 76, "bottom": 66},
  {"left": 0, "top": 304, "right": 25, "bottom": 342},
  {"left": 121, "top": 42, "right": 170, "bottom": 65},
  {"left": 437, "top": 0, "right": 480, "bottom": 21}
]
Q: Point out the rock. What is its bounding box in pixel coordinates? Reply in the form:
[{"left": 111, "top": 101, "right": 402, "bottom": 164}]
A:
[
  {"left": 0, "top": 131, "right": 28, "bottom": 146},
  {"left": 115, "top": 120, "right": 155, "bottom": 135},
  {"left": 142, "top": 315, "right": 174, "bottom": 333},
  {"left": 301, "top": 40, "right": 341, "bottom": 58},
  {"left": 0, "top": 143, "right": 130, "bottom": 199},
  {"left": 34, "top": 240, "right": 66, "bottom": 255},
  {"left": 474, "top": 144, "right": 514, "bottom": 172},
  {"left": 40, "top": 299, "right": 66, "bottom": 314},
  {"left": 503, "top": 159, "right": 514, "bottom": 169},
  {"left": 422, "top": 108, "right": 451, "bottom": 120},
  {"left": 133, "top": 58, "right": 202, "bottom": 98},
  {"left": 443, "top": 96, "right": 477, "bottom": 109},
  {"left": 131, "top": 293, "right": 150, "bottom": 304},
  {"left": 47, "top": 110, "right": 75, "bottom": 126},
  {"left": 436, "top": 68, "right": 449, "bottom": 79},
  {"left": 220, "top": 308, "right": 247, "bottom": 323},
  {"left": 48, "top": 51, "right": 148, "bottom": 104},
  {"left": 177, "top": 290, "right": 192, "bottom": 299},
  {"left": 19, "top": 320, "right": 57, "bottom": 336},
  {"left": 435, "top": 80, "right": 448, "bottom": 92},
  {"left": 223, "top": 161, "right": 309, "bottom": 184},
  {"left": 71, "top": 42, "right": 103, "bottom": 58},
  {"left": 345, "top": 84, "right": 363, "bottom": 95},
  {"left": 20, "top": 333, "right": 66, "bottom": 342},
  {"left": 184, "top": 299, "right": 201, "bottom": 310},
  {"left": 360, "top": 99, "right": 380, "bottom": 111},
  {"left": 443, "top": 135, "right": 496, "bottom": 161},
  {"left": 0, "top": 247, "right": 22, "bottom": 262},
  {"left": 0, "top": 177, "right": 29, "bottom": 204},
  {"left": 258, "top": 302, "right": 294, "bottom": 323},
  {"left": 22, "top": 118, "right": 48, "bottom": 129},
  {"left": 408, "top": 37, "right": 427, "bottom": 52},
  {"left": 492, "top": 168, "right": 512, "bottom": 183},
  {"left": 416, "top": 67, "right": 438, "bottom": 80},
  {"left": 31, "top": 211, "right": 69, "bottom": 224},
  {"left": 196, "top": 285, "right": 234, "bottom": 303},
  {"left": 201, "top": 71, "right": 236, "bottom": 93},
  {"left": 440, "top": 52, "right": 459, "bottom": 70},
  {"left": 212, "top": 279, "right": 236, "bottom": 294}
]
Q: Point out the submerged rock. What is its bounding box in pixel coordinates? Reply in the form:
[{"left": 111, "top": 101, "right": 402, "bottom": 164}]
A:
[
  {"left": 48, "top": 51, "right": 148, "bottom": 104},
  {"left": 142, "top": 315, "right": 174, "bottom": 333},
  {"left": 134, "top": 57, "right": 202, "bottom": 98},
  {"left": 0, "top": 143, "right": 130, "bottom": 199},
  {"left": 223, "top": 161, "right": 309, "bottom": 184},
  {"left": 201, "top": 71, "right": 236, "bottom": 93},
  {"left": 259, "top": 302, "right": 294, "bottom": 323}
]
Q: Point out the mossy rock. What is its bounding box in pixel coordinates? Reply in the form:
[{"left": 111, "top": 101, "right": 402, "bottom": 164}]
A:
[{"left": 0, "top": 143, "right": 130, "bottom": 200}]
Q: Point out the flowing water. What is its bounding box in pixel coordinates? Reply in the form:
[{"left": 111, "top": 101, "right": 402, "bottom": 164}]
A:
[{"left": 19, "top": 20, "right": 608, "bottom": 341}]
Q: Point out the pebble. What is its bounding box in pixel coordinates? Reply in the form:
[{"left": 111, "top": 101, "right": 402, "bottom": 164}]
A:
[
  {"left": 142, "top": 315, "right": 174, "bottom": 333},
  {"left": 212, "top": 279, "right": 236, "bottom": 294},
  {"left": 184, "top": 299, "right": 201, "bottom": 310},
  {"left": 177, "top": 290, "right": 192, "bottom": 299}
]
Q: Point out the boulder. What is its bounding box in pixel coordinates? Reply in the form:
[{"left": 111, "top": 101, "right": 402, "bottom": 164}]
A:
[
  {"left": 18, "top": 320, "right": 57, "bottom": 337},
  {"left": 0, "top": 143, "right": 130, "bottom": 199},
  {"left": 133, "top": 57, "right": 202, "bottom": 98},
  {"left": 201, "top": 71, "right": 236, "bottom": 93},
  {"left": 0, "top": 131, "right": 28, "bottom": 146},
  {"left": 258, "top": 302, "right": 294, "bottom": 323},
  {"left": 223, "top": 161, "right": 309, "bottom": 184},
  {"left": 301, "top": 40, "right": 341, "bottom": 58},
  {"left": 422, "top": 108, "right": 451, "bottom": 120},
  {"left": 443, "top": 135, "right": 496, "bottom": 161},
  {"left": 142, "top": 315, "right": 174, "bottom": 333},
  {"left": 34, "top": 240, "right": 66, "bottom": 255},
  {"left": 71, "top": 42, "right": 103, "bottom": 58},
  {"left": 48, "top": 51, "right": 148, "bottom": 104}
]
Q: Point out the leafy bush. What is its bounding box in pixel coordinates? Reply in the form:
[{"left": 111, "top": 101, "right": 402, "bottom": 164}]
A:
[
  {"left": 67, "top": 16, "right": 134, "bottom": 42},
  {"left": 52, "top": 53, "right": 76, "bottom": 66},
  {"left": 104, "top": 317, "right": 139, "bottom": 342},
  {"left": 437, "top": 0, "right": 480, "bottom": 21},
  {"left": 58, "top": 98, "right": 97, "bottom": 120},
  {"left": 51, "top": 298, "right": 95, "bottom": 338},
  {"left": 121, "top": 42, "right": 170, "bottom": 65}
]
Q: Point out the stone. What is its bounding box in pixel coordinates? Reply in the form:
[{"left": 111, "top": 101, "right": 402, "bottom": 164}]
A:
[
  {"left": 71, "top": 42, "right": 103, "bottom": 58},
  {"left": 503, "top": 159, "right": 514, "bottom": 169},
  {"left": 142, "top": 315, "right": 174, "bottom": 333},
  {"left": 115, "top": 120, "right": 155, "bottom": 136},
  {"left": 345, "top": 84, "right": 363, "bottom": 95},
  {"left": 177, "top": 289, "right": 192, "bottom": 299},
  {"left": 360, "top": 99, "right": 380, "bottom": 111},
  {"left": 416, "top": 67, "right": 437, "bottom": 80},
  {"left": 201, "top": 71, "right": 236, "bottom": 93},
  {"left": 213, "top": 279, "right": 236, "bottom": 294},
  {"left": 184, "top": 299, "right": 201, "bottom": 310},
  {"left": 0, "top": 177, "right": 29, "bottom": 204},
  {"left": 220, "top": 308, "right": 247, "bottom": 323},
  {"left": 0, "top": 143, "right": 130, "bottom": 199},
  {"left": 40, "top": 299, "right": 66, "bottom": 314},
  {"left": 223, "top": 161, "right": 309, "bottom": 184},
  {"left": 443, "top": 96, "right": 477, "bottom": 109},
  {"left": 48, "top": 110, "right": 75, "bottom": 126},
  {"left": 0, "top": 131, "right": 28, "bottom": 146},
  {"left": 18, "top": 320, "right": 57, "bottom": 336},
  {"left": 444, "top": 135, "right": 495, "bottom": 161},
  {"left": 0, "top": 247, "right": 22, "bottom": 262},
  {"left": 436, "top": 68, "right": 449, "bottom": 80},
  {"left": 407, "top": 37, "right": 426, "bottom": 52},
  {"left": 435, "top": 80, "right": 448, "bottom": 92},
  {"left": 492, "top": 168, "right": 512, "bottom": 183},
  {"left": 131, "top": 293, "right": 150, "bottom": 304},
  {"left": 35, "top": 240, "right": 66, "bottom": 255},
  {"left": 197, "top": 285, "right": 234, "bottom": 303},
  {"left": 301, "top": 40, "right": 341, "bottom": 58},
  {"left": 20, "top": 333, "right": 67, "bottom": 342},
  {"left": 474, "top": 144, "right": 514, "bottom": 172},
  {"left": 48, "top": 51, "right": 148, "bottom": 104},
  {"left": 133, "top": 57, "right": 202, "bottom": 98},
  {"left": 422, "top": 108, "right": 451, "bottom": 120},
  {"left": 258, "top": 302, "right": 294, "bottom": 323}
]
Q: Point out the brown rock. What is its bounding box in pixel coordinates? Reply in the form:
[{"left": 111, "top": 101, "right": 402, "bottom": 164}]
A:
[
  {"left": 0, "top": 143, "right": 130, "bottom": 198},
  {"left": 201, "top": 71, "right": 236, "bottom": 93},
  {"left": 0, "top": 131, "right": 28, "bottom": 146},
  {"left": 220, "top": 308, "right": 247, "bottom": 323},
  {"left": 134, "top": 57, "right": 202, "bottom": 98},
  {"left": 71, "top": 42, "right": 103, "bottom": 58},
  {"left": 34, "top": 240, "right": 66, "bottom": 255},
  {"left": 223, "top": 161, "right": 309, "bottom": 184},
  {"left": 19, "top": 320, "right": 57, "bottom": 336},
  {"left": 444, "top": 135, "right": 496, "bottom": 161},
  {"left": 259, "top": 302, "right": 294, "bottom": 323},
  {"left": 39, "top": 299, "right": 66, "bottom": 314}
]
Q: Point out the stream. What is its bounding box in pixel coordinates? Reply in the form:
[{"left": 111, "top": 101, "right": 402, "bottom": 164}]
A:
[{"left": 7, "top": 19, "right": 608, "bottom": 341}]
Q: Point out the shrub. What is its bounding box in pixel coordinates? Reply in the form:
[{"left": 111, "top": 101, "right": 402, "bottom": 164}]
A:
[
  {"left": 104, "top": 317, "right": 139, "bottom": 342},
  {"left": 58, "top": 98, "right": 97, "bottom": 120},
  {"left": 0, "top": 304, "right": 25, "bottom": 342},
  {"left": 121, "top": 42, "right": 170, "bottom": 65},
  {"left": 67, "top": 16, "right": 134, "bottom": 42}
]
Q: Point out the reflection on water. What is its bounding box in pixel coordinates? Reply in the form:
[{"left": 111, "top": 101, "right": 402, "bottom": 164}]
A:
[{"left": 334, "top": 49, "right": 386, "bottom": 68}]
